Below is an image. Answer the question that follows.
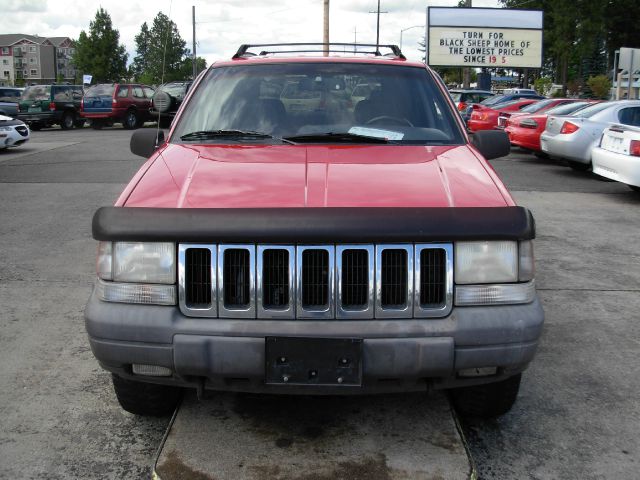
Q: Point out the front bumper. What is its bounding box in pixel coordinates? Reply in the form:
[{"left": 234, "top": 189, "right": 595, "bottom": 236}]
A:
[{"left": 85, "top": 289, "right": 544, "bottom": 394}]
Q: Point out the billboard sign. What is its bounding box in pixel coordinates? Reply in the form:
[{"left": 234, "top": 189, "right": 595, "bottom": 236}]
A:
[{"left": 427, "top": 7, "right": 543, "bottom": 69}]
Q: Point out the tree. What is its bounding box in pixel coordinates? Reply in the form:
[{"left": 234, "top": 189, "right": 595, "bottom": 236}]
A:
[
  {"left": 72, "top": 8, "right": 128, "bottom": 83},
  {"left": 179, "top": 55, "right": 208, "bottom": 79},
  {"left": 133, "top": 12, "right": 187, "bottom": 85},
  {"left": 586, "top": 75, "right": 612, "bottom": 99}
]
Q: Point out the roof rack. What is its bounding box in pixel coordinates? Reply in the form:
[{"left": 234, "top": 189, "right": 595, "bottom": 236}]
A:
[{"left": 232, "top": 43, "right": 406, "bottom": 60}]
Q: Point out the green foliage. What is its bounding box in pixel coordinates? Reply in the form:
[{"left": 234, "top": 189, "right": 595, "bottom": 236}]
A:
[
  {"left": 14, "top": 78, "right": 25, "bottom": 87},
  {"left": 179, "top": 56, "right": 208, "bottom": 79},
  {"left": 56, "top": 73, "right": 64, "bottom": 83},
  {"left": 534, "top": 77, "right": 552, "bottom": 96},
  {"left": 72, "top": 8, "right": 128, "bottom": 83},
  {"left": 586, "top": 75, "right": 612, "bottom": 99},
  {"left": 132, "top": 12, "right": 187, "bottom": 84}
]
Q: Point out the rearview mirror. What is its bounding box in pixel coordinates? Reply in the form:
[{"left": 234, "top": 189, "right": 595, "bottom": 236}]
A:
[
  {"left": 130, "top": 129, "right": 165, "bottom": 158},
  {"left": 470, "top": 130, "right": 510, "bottom": 160}
]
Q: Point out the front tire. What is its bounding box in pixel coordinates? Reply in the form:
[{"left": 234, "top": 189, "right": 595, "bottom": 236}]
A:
[
  {"left": 450, "top": 373, "right": 522, "bottom": 418},
  {"left": 123, "top": 110, "right": 139, "bottom": 130},
  {"left": 61, "top": 111, "right": 75, "bottom": 130},
  {"left": 111, "top": 374, "right": 182, "bottom": 416}
]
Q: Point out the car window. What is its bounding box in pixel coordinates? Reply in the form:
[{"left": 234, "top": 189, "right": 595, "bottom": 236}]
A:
[
  {"left": 520, "top": 99, "right": 556, "bottom": 113},
  {"left": 573, "top": 102, "right": 612, "bottom": 118},
  {"left": 117, "top": 86, "right": 129, "bottom": 98},
  {"left": 618, "top": 107, "right": 640, "bottom": 127},
  {"left": 132, "top": 86, "right": 144, "bottom": 98},
  {"left": 71, "top": 86, "right": 84, "bottom": 99},
  {"left": 143, "top": 87, "right": 155, "bottom": 98},
  {"left": 23, "top": 85, "right": 51, "bottom": 101},
  {"left": 86, "top": 85, "right": 115, "bottom": 97},
  {"left": 449, "top": 92, "right": 462, "bottom": 102},
  {"left": 53, "top": 86, "right": 72, "bottom": 101},
  {"left": 481, "top": 95, "right": 507, "bottom": 106},
  {"left": 172, "top": 62, "right": 465, "bottom": 145},
  {"left": 545, "top": 101, "right": 589, "bottom": 115}
]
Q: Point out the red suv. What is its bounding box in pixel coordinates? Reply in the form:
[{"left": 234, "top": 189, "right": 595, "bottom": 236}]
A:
[
  {"left": 81, "top": 83, "right": 154, "bottom": 129},
  {"left": 85, "top": 43, "right": 543, "bottom": 419}
]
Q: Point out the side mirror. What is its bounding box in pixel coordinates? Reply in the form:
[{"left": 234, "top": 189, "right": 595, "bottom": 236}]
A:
[
  {"left": 471, "top": 130, "right": 510, "bottom": 160},
  {"left": 130, "top": 129, "right": 165, "bottom": 158}
]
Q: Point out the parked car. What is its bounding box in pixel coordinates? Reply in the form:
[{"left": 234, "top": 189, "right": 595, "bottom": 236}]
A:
[
  {"left": 505, "top": 100, "right": 598, "bottom": 153},
  {"left": 81, "top": 83, "right": 155, "bottom": 129},
  {"left": 17, "top": 84, "right": 85, "bottom": 130},
  {"left": 592, "top": 124, "right": 640, "bottom": 192},
  {"left": 467, "top": 98, "right": 540, "bottom": 132},
  {"left": 0, "top": 101, "right": 19, "bottom": 118},
  {"left": 85, "top": 43, "right": 543, "bottom": 419},
  {"left": 503, "top": 88, "right": 538, "bottom": 95},
  {"left": 449, "top": 89, "right": 494, "bottom": 112},
  {"left": 0, "top": 87, "right": 23, "bottom": 103},
  {"left": 497, "top": 98, "right": 578, "bottom": 129},
  {"left": 541, "top": 100, "right": 640, "bottom": 171},
  {"left": 461, "top": 92, "right": 545, "bottom": 124},
  {"left": 0, "top": 114, "right": 30, "bottom": 150},
  {"left": 150, "top": 81, "right": 192, "bottom": 128}
]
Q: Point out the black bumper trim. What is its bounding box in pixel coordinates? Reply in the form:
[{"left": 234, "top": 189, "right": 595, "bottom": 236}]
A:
[{"left": 92, "top": 206, "right": 535, "bottom": 242}]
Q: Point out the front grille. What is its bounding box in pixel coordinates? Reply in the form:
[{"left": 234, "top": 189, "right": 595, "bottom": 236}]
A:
[
  {"left": 179, "top": 243, "right": 451, "bottom": 319},
  {"left": 301, "top": 249, "right": 329, "bottom": 308},
  {"left": 341, "top": 249, "right": 368, "bottom": 308},
  {"left": 420, "top": 248, "right": 446, "bottom": 306},
  {"left": 223, "top": 249, "right": 250, "bottom": 308},
  {"left": 380, "top": 249, "right": 408, "bottom": 307},
  {"left": 185, "top": 248, "right": 212, "bottom": 307},
  {"left": 262, "top": 249, "right": 289, "bottom": 308}
]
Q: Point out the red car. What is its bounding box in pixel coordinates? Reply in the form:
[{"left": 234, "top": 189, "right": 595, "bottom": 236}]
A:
[
  {"left": 81, "top": 83, "right": 155, "bottom": 129},
  {"left": 505, "top": 100, "right": 599, "bottom": 152},
  {"left": 84, "top": 43, "right": 543, "bottom": 419},
  {"left": 468, "top": 98, "right": 541, "bottom": 132}
]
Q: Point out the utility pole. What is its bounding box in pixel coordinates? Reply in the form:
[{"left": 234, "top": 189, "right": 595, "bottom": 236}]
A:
[
  {"left": 323, "top": 0, "right": 330, "bottom": 56},
  {"left": 192, "top": 6, "right": 197, "bottom": 79},
  {"left": 369, "top": 0, "right": 388, "bottom": 53},
  {"left": 353, "top": 26, "right": 357, "bottom": 53},
  {"left": 462, "top": 0, "right": 472, "bottom": 88}
]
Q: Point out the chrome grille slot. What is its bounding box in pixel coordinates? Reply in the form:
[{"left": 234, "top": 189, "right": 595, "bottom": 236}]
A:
[
  {"left": 297, "top": 246, "right": 334, "bottom": 318},
  {"left": 414, "top": 244, "right": 453, "bottom": 318},
  {"left": 375, "top": 245, "right": 413, "bottom": 318},
  {"left": 185, "top": 248, "right": 212, "bottom": 307},
  {"left": 218, "top": 245, "right": 255, "bottom": 318},
  {"left": 336, "top": 245, "right": 374, "bottom": 319},
  {"left": 263, "top": 249, "right": 289, "bottom": 307}
]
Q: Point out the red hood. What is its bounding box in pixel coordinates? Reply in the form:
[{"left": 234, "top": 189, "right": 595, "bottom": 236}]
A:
[{"left": 120, "top": 144, "right": 511, "bottom": 208}]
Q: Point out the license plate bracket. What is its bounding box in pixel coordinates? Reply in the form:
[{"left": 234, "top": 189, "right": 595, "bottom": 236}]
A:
[{"left": 265, "top": 337, "right": 362, "bottom": 386}]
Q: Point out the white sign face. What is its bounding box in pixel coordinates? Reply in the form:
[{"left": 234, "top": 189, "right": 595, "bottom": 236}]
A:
[
  {"left": 82, "top": 74, "right": 92, "bottom": 85},
  {"left": 429, "top": 27, "right": 543, "bottom": 68},
  {"left": 427, "top": 7, "right": 543, "bottom": 69}
]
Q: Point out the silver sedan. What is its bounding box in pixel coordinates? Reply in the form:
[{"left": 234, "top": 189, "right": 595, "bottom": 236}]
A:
[{"left": 540, "top": 100, "right": 640, "bottom": 171}]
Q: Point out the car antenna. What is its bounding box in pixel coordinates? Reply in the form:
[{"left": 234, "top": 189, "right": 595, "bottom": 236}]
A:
[{"left": 155, "top": 0, "right": 173, "bottom": 149}]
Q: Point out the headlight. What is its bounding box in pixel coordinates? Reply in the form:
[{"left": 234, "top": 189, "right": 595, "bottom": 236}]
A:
[
  {"left": 455, "top": 241, "right": 518, "bottom": 284},
  {"left": 96, "top": 241, "right": 176, "bottom": 284},
  {"left": 113, "top": 242, "right": 175, "bottom": 284},
  {"left": 0, "top": 126, "right": 12, "bottom": 131}
]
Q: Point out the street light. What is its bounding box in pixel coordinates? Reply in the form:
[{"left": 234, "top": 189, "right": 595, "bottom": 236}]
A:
[{"left": 400, "top": 25, "right": 424, "bottom": 50}]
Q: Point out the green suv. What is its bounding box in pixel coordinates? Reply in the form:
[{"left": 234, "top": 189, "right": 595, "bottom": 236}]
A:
[{"left": 18, "top": 84, "right": 85, "bottom": 130}]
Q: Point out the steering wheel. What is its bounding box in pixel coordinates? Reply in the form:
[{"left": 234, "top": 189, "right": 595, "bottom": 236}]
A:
[{"left": 365, "top": 115, "right": 414, "bottom": 127}]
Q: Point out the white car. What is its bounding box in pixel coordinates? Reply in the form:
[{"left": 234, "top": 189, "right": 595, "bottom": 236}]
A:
[
  {"left": 540, "top": 100, "right": 640, "bottom": 171},
  {"left": 592, "top": 125, "right": 640, "bottom": 192},
  {"left": 0, "top": 114, "right": 30, "bottom": 150}
]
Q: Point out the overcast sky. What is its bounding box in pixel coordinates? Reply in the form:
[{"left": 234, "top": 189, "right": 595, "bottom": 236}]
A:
[{"left": 0, "top": 0, "right": 501, "bottom": 65}]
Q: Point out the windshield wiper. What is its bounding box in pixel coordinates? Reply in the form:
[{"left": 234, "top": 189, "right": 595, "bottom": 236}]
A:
[
  {"left": 180, "top": 129, "right": 293, "bottom": 143},
  {"left": 283, "top": 132, "right": 390, "bottom": 144}
]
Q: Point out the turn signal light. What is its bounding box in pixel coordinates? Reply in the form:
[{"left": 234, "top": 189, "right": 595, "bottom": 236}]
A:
[
  {"left": 560, "top": 121, "right": 579, "bottom": 134},
  {"left": 630, "top": 140, "right": 640, "bottom": 157}
]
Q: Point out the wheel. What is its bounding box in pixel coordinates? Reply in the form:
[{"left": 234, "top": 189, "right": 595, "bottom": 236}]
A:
[
  {"left": 568, "top": 160, "right": 591, "bottom": 171},
  {"left": 629, "top": 185, "right": 640, "bottom": 193},
  {"left": 61, "top": 111, "right": 75, "bottom": 130},
  {"left": 111, "top": 374, "right": 182, "bottom": 416},
  {"left": 29, "top": 123, "right": 42, "bottom": 131},
  {"left": 450, "top": 373, "right": 521, "bottom": 418},
  {"left": 74, "top": 118, "right": 86, "bottom": 128},
  {"left": 91, "top": 119, "right": 104, "bottom": 130},
  {"left": 159, "top": 116, "right": 172, "bottom": 129},
  {"left": 123, "top": 110, "right": 139, "bottom": 130}
]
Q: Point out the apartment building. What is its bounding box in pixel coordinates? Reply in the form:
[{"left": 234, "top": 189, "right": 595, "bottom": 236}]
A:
[{"left": 0, "top": 34, "right": 76, "bottom": 86}]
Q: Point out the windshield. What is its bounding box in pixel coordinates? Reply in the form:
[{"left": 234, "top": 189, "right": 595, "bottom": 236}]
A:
[
  {"left": 23, "top": 85, "right": 51, "bottom": 101},
  {"left": 545, "top": 101, "right": 590, "bottom": 115},
  {"left": 572, "top": 102, "right": 611, "bottom": 118},
  {"left": 86, "top": 85, "right": 115, "bottom": 97},
  {"left": 481, "top": 95, "right": 508, "bottom": 106},
  {"left": 172, "top": 63, "right": 465, "bottom": 145},
  {"left": 520, "top": 99, "right": 556, "bottom": 113}
]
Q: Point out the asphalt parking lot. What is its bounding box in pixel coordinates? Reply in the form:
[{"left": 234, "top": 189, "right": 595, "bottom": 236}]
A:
[{"left": 1, "top": 127, "right": 638, "bottom": 479}]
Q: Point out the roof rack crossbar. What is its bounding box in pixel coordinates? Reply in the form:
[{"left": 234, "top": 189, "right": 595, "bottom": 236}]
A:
[{"left": 233, "top": 43, "right": 406, "bottom": 60}]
